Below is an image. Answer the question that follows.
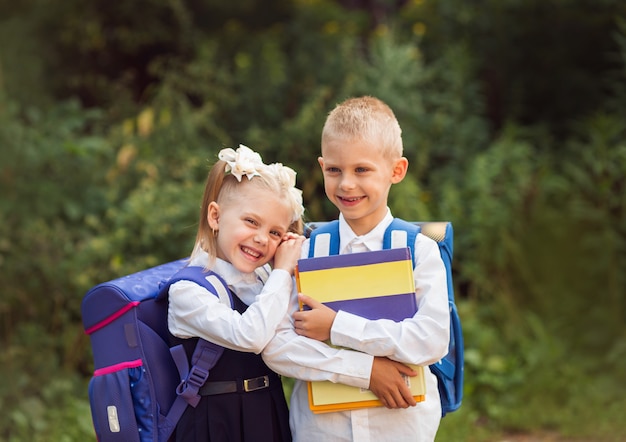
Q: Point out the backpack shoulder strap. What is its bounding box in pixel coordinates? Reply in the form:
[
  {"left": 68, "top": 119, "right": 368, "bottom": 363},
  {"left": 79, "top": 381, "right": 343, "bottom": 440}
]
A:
[
  {"left": 309, "top": 218, "right": 420, "bottom": 260},
  {"left": 384, "top": 220, "right": 463, "bottom": 416},
  {"left": 160, "top": 265, "right": 233, "bottom": 307},
  {"left": 157, "top": 265, "right": 232, "bottom": 441},
  {"left": 417, "top": 222, "right": 455, "bottom": 304},
  {"left": 308, "top": 220, "right": 340, "bottom": 257},
  {"left": 383, "top": 218, "right": 420, "bottom": 267}
]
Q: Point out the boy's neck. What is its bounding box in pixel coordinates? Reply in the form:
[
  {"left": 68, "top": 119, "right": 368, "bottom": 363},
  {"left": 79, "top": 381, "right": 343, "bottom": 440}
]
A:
[{"left": 342, "top": 211, "right": 389, "bottom": 237}]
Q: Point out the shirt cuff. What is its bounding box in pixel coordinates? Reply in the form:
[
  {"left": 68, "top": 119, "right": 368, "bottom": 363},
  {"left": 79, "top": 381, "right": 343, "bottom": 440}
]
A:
[
  {"left": 262, "top": 268, "right": 292, "bottom": 295},
  {"left": 334, "top": 350, "right": 373, "bottom": 389},
  {"left": 330, "top": 310, "right": 368, "bottom": 349}
]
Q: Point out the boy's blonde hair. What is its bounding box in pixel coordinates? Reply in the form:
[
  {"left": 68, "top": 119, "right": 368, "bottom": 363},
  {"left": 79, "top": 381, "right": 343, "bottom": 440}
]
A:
[
  {"left": 192, "top": 146, "right": 304, "bottom": 262},
  {"left": 321, "top": 96, "right": 403, "bottom": 159}
]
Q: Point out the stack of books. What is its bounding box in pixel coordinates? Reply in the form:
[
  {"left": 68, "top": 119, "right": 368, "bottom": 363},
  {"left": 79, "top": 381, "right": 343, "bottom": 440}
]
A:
[{"left": 295, "top": 247, "right": 426, "bottom": 413}]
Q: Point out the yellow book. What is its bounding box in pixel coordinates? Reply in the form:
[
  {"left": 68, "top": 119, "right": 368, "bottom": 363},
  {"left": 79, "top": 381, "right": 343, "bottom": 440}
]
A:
[{"left": 295, "top": 247, "right": 426, "bottom": 414}]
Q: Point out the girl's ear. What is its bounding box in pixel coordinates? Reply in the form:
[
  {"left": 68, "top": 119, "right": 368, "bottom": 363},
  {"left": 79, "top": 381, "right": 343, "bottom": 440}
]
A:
[
  {"left": 207, "top": 202, "right": 220, "bottom": 230},
  {"left": 390, "top": 157, "right": 409, "bottom": 184}
]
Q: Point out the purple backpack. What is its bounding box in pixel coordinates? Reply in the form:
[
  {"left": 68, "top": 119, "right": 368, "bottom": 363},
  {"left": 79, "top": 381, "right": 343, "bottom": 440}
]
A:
[{"left": 81, "top": 261, "right": 232, "bottom": 442}]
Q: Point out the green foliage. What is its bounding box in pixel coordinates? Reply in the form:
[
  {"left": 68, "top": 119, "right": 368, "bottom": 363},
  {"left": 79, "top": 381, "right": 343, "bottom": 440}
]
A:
[
  {"left": 440, "top": 109, "right": 626, "bottom": 439},
  {"left": 0, "top": 10, "right": 53, "bottom": 107},
  {"left": 447, "top": 298, "right": 626, "bottom": 441},
  {"left": 445, "top": 124, "right": 537, "bottom": 309},
  {"left": 0, "top": 98, "right": 108, "bottom": 337},
  {"left": 0, "top": 327, "right": 94, "bottom": 442},
  {"left": 1, "top": 0, "right": 626, "bottom": 440}
]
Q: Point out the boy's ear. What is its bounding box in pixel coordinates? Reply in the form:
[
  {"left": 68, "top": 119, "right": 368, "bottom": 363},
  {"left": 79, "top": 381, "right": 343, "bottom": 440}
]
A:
[
  {"left": 317, "top": 156, "right": 324, "bottom": 169},
  {"left": 207, "top": 202, "right": 220, "bottom": 230},
  {"left": 390, "top": 157, "right": 409, "bottom": 183}
]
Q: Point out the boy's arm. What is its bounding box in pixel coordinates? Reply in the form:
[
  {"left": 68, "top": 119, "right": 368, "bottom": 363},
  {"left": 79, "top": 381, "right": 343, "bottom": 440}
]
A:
[{"left": 305, "top": 235, "right": 451, "bottom": 366}]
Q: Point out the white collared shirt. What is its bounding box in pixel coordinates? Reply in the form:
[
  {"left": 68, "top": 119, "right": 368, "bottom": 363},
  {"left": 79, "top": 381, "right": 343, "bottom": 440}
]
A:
[
  {"left": 167, "top": 251, "right": 293, "bottom": 354},
  {"left": 262, "top": 210, "right": 450, "bottom": 441}
]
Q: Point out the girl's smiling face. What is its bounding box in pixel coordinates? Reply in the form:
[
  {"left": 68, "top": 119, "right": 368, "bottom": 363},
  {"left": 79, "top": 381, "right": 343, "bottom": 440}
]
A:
[
  {"left": 207, "top": 182, "right": 292, "bottom": 274},
  {"left": 318, "top": 137, "right": 407, "bottom": 236}
]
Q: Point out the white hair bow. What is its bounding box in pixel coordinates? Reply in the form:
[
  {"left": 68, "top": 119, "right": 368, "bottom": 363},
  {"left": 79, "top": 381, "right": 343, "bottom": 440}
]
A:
[{"left": 218, "top": 144, "right": 264, "bottom": 181}]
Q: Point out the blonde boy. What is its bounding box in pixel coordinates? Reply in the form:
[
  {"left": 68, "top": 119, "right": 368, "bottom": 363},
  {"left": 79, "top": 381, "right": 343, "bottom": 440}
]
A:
[{"left": 263, "top": 96, "right": 450, "bottom": 441}]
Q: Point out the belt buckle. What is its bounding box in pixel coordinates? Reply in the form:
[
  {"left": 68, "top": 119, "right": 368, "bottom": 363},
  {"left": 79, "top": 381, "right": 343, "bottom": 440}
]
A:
[{"left": 243, "top": 375, "right": 269, "bottom": 392}]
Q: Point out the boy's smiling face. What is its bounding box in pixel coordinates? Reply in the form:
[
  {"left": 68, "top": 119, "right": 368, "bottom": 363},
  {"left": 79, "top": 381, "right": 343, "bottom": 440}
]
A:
[{"left": 318, "top": 137, "right": 408, "bottom": 236}]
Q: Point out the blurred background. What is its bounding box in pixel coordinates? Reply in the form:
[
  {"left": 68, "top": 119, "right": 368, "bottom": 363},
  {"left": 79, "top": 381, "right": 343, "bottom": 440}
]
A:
[{"left": 1, "top": 0, "right": 625, "bottom": 440}]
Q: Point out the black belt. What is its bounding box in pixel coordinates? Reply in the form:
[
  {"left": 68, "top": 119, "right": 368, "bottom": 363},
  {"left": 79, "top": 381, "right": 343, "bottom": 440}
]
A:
[{"left": 199, "top": 375, "right": 270, "bottom": 396}]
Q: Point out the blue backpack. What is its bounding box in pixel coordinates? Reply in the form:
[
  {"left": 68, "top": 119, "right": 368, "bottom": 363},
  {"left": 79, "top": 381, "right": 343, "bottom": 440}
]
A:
[
  {"left": 81, "top": 262, "right": 234, "bottom": 442},
  {"left": 307, "top": 219, "right": 464, "bottom": 416}
]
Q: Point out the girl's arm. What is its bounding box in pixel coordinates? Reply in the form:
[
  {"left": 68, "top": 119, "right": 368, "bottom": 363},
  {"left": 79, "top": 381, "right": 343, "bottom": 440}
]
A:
[
  {"left": 168, "top": 268, "right": 292, "bottom": 354},
  {"left": 168, "top": 234, "right": 304, "bottom": 354},
  {"left": 262, "top": 283, "right": 417, "bottom": 408}
]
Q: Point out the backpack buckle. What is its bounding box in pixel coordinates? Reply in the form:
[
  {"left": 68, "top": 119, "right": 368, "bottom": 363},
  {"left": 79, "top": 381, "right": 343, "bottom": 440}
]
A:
[
  {"left": 187, "top": 366, "right": 210, "bottom": 388},
  {"left": 177, "top": 366, "right": 210, "bottom": 407}
]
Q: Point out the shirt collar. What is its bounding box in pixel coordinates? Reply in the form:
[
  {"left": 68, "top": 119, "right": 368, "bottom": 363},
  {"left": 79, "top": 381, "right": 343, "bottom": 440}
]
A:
[
  {"left": 213, "top": 258, "right": 261, "bottom": 286},
  {"left": 188, "top": 250, "right": 260, "bottom": 286},
  {"left": 338, "top": 209, "right": 394, "bottom": 254},
  {"left": 187, "top": 250, "right": 266, "bottom": 306}
]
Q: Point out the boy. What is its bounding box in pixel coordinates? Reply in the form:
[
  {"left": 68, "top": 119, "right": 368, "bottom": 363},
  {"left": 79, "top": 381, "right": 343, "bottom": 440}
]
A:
[{"left": 262, "top": 96, "right": 450, "bottom": 441}]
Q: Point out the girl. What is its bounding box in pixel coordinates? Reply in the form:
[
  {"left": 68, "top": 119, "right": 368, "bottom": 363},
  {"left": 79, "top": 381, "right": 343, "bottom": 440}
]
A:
[{"left": 168, "top": 144, "right": 305, "bottom": 441}]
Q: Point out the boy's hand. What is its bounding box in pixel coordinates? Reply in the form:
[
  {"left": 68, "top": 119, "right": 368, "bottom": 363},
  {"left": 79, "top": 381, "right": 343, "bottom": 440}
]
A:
[
  {"left": 369, "top": 357, "right": 418, "bottom": 409},
  {"left": 293, "top": 293, "right": 337, "bottom": 341},
  {"left": 272, "top": 233, "right": 305, "bottom": 275}
]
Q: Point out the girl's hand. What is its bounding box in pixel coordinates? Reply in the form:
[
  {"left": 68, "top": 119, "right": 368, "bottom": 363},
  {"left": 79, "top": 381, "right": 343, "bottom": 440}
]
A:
[
  {"left": 293, "top": 293, "right": 336, "bottom": 341},
  {"left": 272, "top": 233, "right": 305, "bottom": 274}
]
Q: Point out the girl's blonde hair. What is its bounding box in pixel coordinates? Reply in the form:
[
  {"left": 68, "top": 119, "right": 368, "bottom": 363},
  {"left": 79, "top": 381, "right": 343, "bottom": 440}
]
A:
[
  {"left": 191, "top": 147, "right": 304, "bottom": 262},
  {"left": 321, "top": 96, "right": 403, "bottom": 159}
]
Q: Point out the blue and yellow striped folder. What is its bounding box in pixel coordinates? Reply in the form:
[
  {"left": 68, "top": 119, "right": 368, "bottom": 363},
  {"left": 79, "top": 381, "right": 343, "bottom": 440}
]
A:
[{"left": 295, "top": 247, "right": 426, "bottom": 413}]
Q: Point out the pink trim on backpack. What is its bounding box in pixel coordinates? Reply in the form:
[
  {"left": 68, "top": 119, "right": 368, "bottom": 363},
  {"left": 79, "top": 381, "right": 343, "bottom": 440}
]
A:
[
  {"left": 94, "top": 359, "right": 143, "bottom": 376},
  {"left": 84, "top": 301, "right": 140, "bottom": 335}
]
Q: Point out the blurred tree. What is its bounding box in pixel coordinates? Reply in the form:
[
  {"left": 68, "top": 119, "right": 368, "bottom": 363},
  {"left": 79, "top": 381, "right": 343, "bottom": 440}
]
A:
[
  {"left": 1, "top": 0, "right": 297, "bottom": 113},
  {"left": 401, "top": 0, "right": 626, "bottom": 136}
]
